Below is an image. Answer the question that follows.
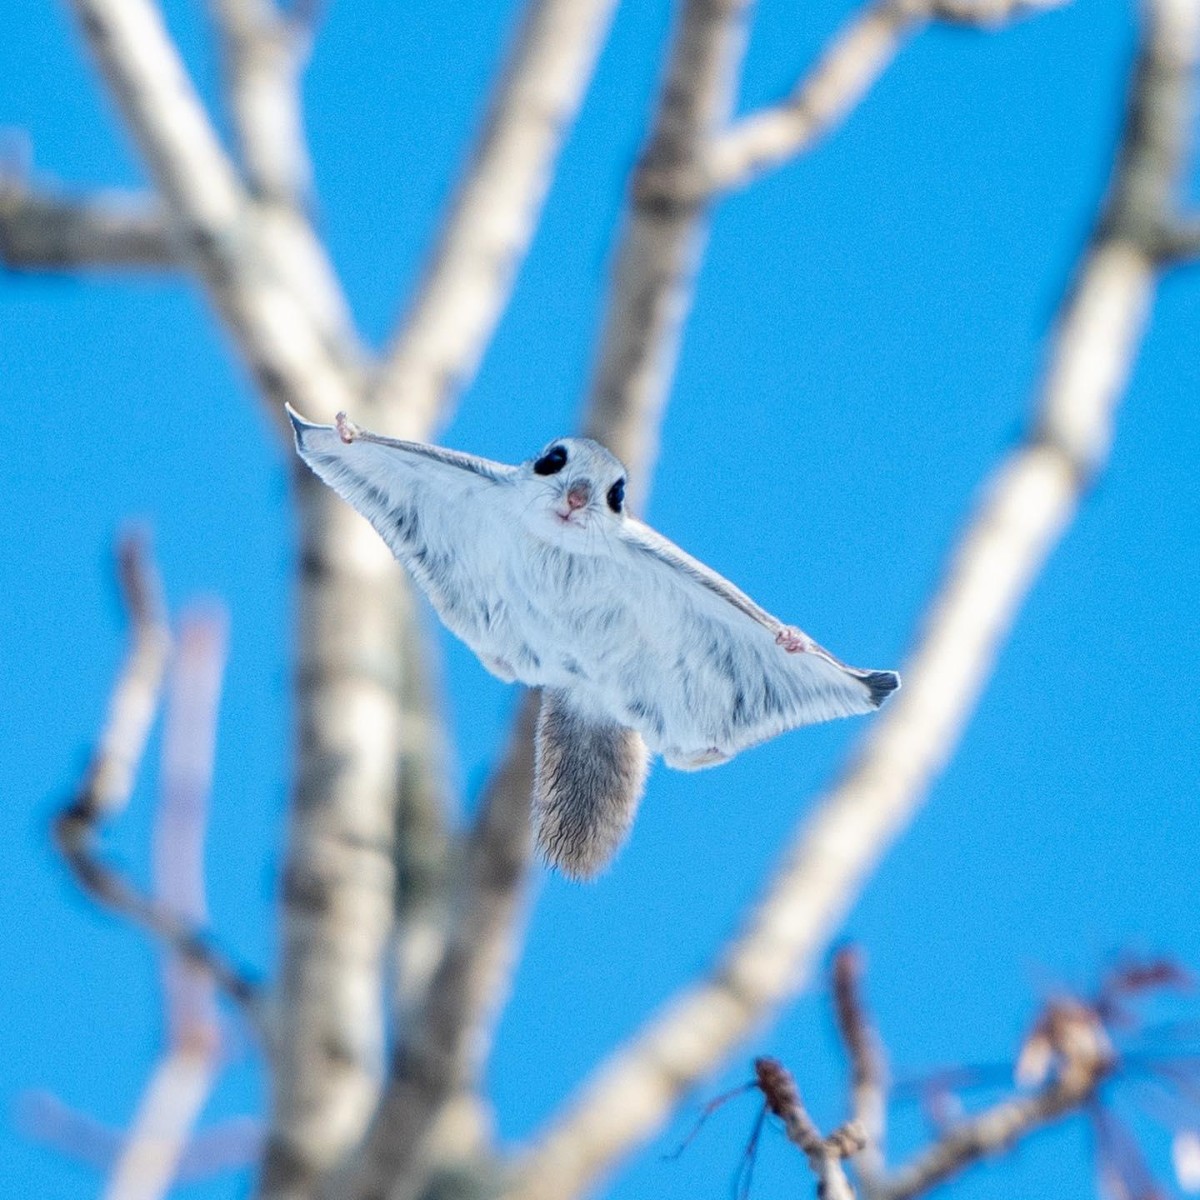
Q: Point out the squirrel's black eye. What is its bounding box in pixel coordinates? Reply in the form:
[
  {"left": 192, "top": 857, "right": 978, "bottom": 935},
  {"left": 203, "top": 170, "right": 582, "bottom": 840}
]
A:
[
  {"left": 606, "top": 477, "right": 626, "bottom": 513},
  {"left": 533, "top": 445, "right": 568, "bottom": 475}
]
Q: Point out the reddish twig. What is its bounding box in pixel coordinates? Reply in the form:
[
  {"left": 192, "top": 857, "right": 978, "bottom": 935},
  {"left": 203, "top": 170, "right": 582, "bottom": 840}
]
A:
[
  {"left": 833, "top": 946, "right": 887, "bottom": 1176},
  {"left": 754, "top": 1057, "right": 866, "bottom": 1200}
]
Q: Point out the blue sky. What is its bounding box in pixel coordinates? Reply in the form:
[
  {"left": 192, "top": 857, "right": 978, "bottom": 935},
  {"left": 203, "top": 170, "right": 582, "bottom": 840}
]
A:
[{"left": 3, "top": 0, "right": 1200, "bottom": 1198}]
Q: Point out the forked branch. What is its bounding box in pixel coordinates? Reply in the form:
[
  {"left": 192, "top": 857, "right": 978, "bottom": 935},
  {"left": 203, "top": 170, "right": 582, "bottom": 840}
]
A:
[
  {"left": 755, "top": 1057, "right": 866, "bottom": 1200},
  {"left": 53, "top": 535, "right": 261, "bottom": 1022},
  {"left": 502, "top": 1, "right": 1200, "bottom": 1195},
  {"left": 67, "top": 0, "right": 363, "bottom": 433},
  {"left": 765, "top": 954, "right": 1124, "bottom": 1200},
  {"left": 371, "top": 0, "right": 619, "bottom": 435},
  {"left": 704, "top": 0, "right": 1069, "bottom": 195}
]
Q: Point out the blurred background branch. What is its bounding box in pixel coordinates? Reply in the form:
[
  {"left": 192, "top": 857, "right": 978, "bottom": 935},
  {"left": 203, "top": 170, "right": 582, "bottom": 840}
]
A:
[
  {"left": 39, "top": 551, "right": 261, "bottom": 1199},
  {"left": 103, "top": 609, "right": 234, "bottom": 1200},
  {"left": 370, "top": 0, "right": 620, "bottom": 435},
  {"left": 52, "top": 535, "right": 260, "bottom": 1019},
  {"left": 0, "top": 183, "right": 177, "bottom": 270},
  {"left": 502, "top": 0, "right": 1200, "bottom": 1193},
  {"left": 209, "top": 0, "right": 319, "bottom": 208},
  {"left": 714, "top": 951, "right": 1197, "bottom": 1200}
]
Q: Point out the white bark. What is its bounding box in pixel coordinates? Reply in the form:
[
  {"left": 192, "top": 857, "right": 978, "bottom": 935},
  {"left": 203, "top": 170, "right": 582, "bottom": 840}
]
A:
[
  {"left": 502, "top": 0, "right": 1198, "bottom": 1193},
  {"left": 70, "top": 0, "right": 364, "bottom": 439},
  {"left": 705, "top": 0, "right": 1068, "bottom": 194},
  {"left": 582, "top": 0, "right": 752, "bottom": 507},
  {"left": 104, "top": 1050, "right": 221, "bottom": 1200},
  {"left": 210, "top": 0, "right": 316, "bottom": 206},
  {"left": 371, "top": 0, "right": 619, "bottom": 434}
]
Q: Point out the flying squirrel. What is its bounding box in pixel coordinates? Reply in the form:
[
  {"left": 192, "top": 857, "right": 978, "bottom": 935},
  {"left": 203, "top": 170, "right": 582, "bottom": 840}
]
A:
[{"left": 289, "top": 407, "right": 899, "bottom": 880}]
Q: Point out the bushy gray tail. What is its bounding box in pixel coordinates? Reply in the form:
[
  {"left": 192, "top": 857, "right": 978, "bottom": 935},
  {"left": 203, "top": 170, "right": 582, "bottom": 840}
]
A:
[{"left": 533, "top": 689, "right": 649, "bottom": 880}]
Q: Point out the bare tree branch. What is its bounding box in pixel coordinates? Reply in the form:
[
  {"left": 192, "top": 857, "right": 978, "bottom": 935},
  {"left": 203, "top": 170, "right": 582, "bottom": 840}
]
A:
[
  {"left": 53, "top": 828, "right": 263, "bottom": 1016},
  {"left": 500, "top": 1, "right": 1200, "bottom": 1195},
  {"left": 67, "top": 532, "right": 170, "bottom": 823},
  {"left": 391, "top": 605, "right": 458, "bottom": 1028},
  {"left": 17, "top": 1091, "right": 261, "bottom": 1181},
  {"left": 581, "top": 0, "right": 751, "bottom": 508},
  {"left": 370, "top": 0, "right": 619, "bottom": 434},
  {"left": 703, "top": 0, "right": 1066, "bottom": 196},
  {"left": 755, "top": 1058, "right": 866, "bottom": 1200},
  {"left": 875, "top": 1071, "right": 1103, "bottom": 1200},
  {"left": 0, "top": 184, "right": 177, "bottom": 270},
  {"left": 104, "top": 611, "right": 231, "bottom": 1200},
  {"left": 832, "top": 947, "right": 887, "bottom": 1182},
  {"left": 264, "top": 481, "right": 419, "bottom": 1196},
  {"left": 763, "top": 962, "right": 1125, "bottom": 1200},
  {"left": 348, "top": 696, "right": 539, "bottom": 1200},
  {"left": 53, "top": 536, "right": 262, "bottom": 1020},
  {"left": 155, "top": 610, "right": 228, "bottom": 1052},
  {"left": 104, "top": 1051, "right": 223, "bottom": 1200},
  {"left": 586, "top": 0, "right": 1069, "bottom": 507},
  {"left": 67, "top": 0, "right": 364, "bottom": 438},
  {"left": 209, "top": 0, "right": 316, "bottom": 206},
  {"left": 755, "top": 1058, "right": 822, "bottom": 1155}
]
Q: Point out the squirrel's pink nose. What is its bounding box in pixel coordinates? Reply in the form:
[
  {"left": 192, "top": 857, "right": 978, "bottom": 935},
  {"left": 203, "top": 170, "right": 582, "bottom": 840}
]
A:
[{"left": 566, "top": 484, "right": 590, "bottom": 511}]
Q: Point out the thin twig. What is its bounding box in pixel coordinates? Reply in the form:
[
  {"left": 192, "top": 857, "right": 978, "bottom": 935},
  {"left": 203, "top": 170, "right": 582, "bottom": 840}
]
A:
[
  {"left": 875, "top": 1069, "right": 1105, "bottom": 1200},
  {"left": 755, "top": 1058, "right": 824, "bottom": 1155},
  {"left": 703, "top": 0, "right": 1066, "bottom": 197},
  {"left": 53, "top": 537, "right": 261, "bottom": 1020},
  {"left": 500, "top": 1, "right": 1200, "bottom": 1195},
  {"left": 755, "top": 1058, "right": 866, "bottom": 1200},
  {"left": 832, "top": 947, "right": 887, "bottom": 1180},
  {"left": 758, "top": 984, "right": 1112, "bottom": 1200}
]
